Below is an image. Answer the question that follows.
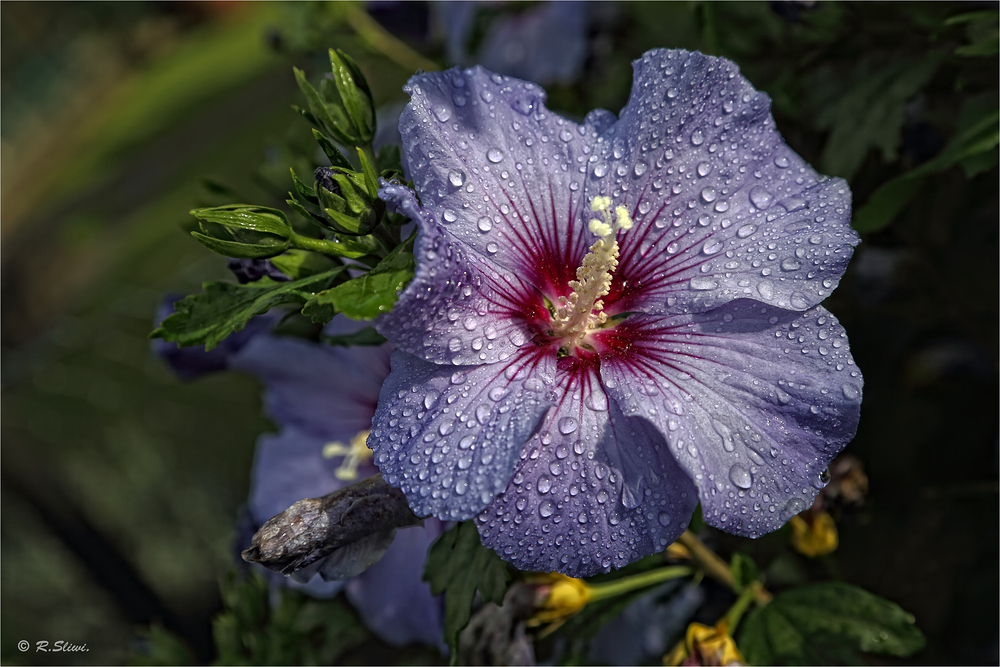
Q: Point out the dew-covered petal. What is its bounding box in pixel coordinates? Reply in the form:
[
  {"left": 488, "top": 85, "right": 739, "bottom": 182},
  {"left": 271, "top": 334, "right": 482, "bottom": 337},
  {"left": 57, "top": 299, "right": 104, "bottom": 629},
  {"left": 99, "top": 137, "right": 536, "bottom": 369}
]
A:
[
  {"left": 600, "top": 301, "right": 862, "bottom": 538},
  {"left": 229, "top": 334, "right": 390, "bottom": 440},
  {"left": 589, "top": 49, "right": 858, "bottom": 315},
  {"left": 346, "top": 521, "right": 447, "bottom": 649},
  {"left": 393, "top": 66, "right": 606, "bottom": 293},
  {"left": 477, "top": 371, "right": 698, "bottom": 577},
  {"left": 369, "top": 349, "right": 556, "bottom": 520},
  {"left": 379, "top": 182, "right": 539, "bottom": 366}
]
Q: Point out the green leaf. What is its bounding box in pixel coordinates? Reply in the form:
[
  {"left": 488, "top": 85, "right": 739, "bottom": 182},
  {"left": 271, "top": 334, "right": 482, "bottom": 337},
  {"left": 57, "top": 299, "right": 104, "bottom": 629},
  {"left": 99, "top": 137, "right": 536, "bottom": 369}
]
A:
[
  {"left": 854, "top": 101, "right": 999, "bottom": 233},
  {"left": 730, "top": 552, "right": 759, "bottom": 592},
  {"left": 269, "top": 249, "right": 339, "bottom": 280},
  {"left": 423, "top": 521, "right": 510, "bottom": 661},
  {"left": 289, "top": 167, "right": 317, "bottom": 202},
  {"left": 151, "top": 268, "right": 344, "bottom": 350},
  {"left": 737, "top": 582, "right": 926, "bottom": 665},
  {"left": 812, "top": 55, "right": 941, "bottom": 180},
  {"left": 321, "top": 326, "right": 386, "bottom": 347},
  {"left": 329, "top": 49, "right": 375, "bottom": 142},
  {"left": 301, "top": 244, "right": 414, "bottom": 322}
]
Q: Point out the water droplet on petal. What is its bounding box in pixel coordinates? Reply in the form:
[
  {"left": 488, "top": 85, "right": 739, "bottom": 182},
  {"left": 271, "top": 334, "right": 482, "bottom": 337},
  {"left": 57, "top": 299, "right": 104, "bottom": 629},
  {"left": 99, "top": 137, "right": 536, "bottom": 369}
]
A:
[
  {"left": 729, "top": 464, "right": 753, "bottom": 489},
  {"left": 697, "top": 162, "right": 712, "bottom": 177},
  {"left": 593, "top": 163, "right": 608, "bottom": 177},
  {"left": 537, "top": 476, "right": 552, "bottom": 493},
  {"left": 691, "top": 130, "right": 705, "bottom": 146},
  {"left": 558, "top": 417, "right": 578, "bottom": 435},
  {"left": 690, "top": 276, "right": 718, "bottom": 291},
  {"left": 539, "top": 501, "right": 555, "bottom": 518},
  {"left": 780, "top": 258, "right": 802, "bottom": 272},
  {"left": 448, "top": 170, "right": 465, "bottom": 187},
  {"left": 774, "top": 155, "right": 790, "bottom": 168},
  {"left": 749, "top": 186, "right": 773, "bottom": 210},
  {"left": 477, "top": 216, "right": 493, "bottom": 232},
  {"left": 702, "top": 239, "right": 723, "bottom": 255},
  {"left": 737, "top": 224, "right": 756, "bottom": 238},
  {"left": 487, "top": 147, "right": 504, "bottom": 163},
  {"left": 701, "top": 187, "right": 718, "bottom": 203},
  {"left": 433, "top": 105, "right": 451, "bottom": 122}
]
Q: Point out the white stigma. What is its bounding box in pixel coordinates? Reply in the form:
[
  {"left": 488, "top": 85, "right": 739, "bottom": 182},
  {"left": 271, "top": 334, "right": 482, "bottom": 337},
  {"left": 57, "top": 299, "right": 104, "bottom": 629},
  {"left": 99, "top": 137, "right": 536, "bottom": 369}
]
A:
[
  {"left": 322, "top": 429, "right": 373, "bottom": 481},
  {"left": 551, "top": 196, "right": 633, "bottom": 348}
]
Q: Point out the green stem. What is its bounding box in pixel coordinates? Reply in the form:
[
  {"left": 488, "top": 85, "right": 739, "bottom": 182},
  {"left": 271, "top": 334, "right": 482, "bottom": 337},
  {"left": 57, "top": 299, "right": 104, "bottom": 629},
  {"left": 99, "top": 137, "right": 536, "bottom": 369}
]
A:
[
  {"left": 344, "top": 4, "right": 439, "bottom": 73},
  {"left": 677, "top": 531, "right": 772, "bottom": 605},
  {"left": 724, "top": 585, "right": 757, "bottom": 632},
  {"left": 588, "top": 566, "right": 694, "bottom": 603}
]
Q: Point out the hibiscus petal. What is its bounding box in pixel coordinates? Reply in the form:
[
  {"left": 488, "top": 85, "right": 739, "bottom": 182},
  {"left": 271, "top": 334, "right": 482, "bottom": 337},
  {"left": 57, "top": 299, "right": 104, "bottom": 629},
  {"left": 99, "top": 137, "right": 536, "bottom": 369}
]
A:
[
  {"left": 346, "top": 521, "right": 447, "bottom": 649},
  {"left": 477, "top": 373, "right": 698, "bottom": 577},
  {"left": 229, "top": 334, "right": 389, "bottom": 439},
  {"left": 600, "top": 301, "right": 862, "bottom": 538},
  {"left": 589, "top": 49, "right": 858, "bottom": 315},
  {"left": 392, "top": 66, "right": 605, "bottom": 293},
  {"left": 369, "top": 349, "right": 555, "bottom": 520},
  {"left": 247, "top": 427, "right": 375, "bottom": 525},
  {"left": 379, "top": 182, "right": 538, "bottom": 366}
]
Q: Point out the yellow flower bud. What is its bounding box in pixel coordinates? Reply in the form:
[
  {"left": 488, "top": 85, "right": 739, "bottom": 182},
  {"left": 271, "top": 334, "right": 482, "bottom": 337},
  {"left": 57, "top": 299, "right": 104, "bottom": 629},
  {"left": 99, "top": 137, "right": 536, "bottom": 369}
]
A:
[
  {"left": 663, "top": 620, "right": 745, "bottom": 666},
  {"left": 527, "top": 573, "right": 592, "bottom": 627},
  {"left": 790, "top": 510, "right": 838, "bottom": 557}
]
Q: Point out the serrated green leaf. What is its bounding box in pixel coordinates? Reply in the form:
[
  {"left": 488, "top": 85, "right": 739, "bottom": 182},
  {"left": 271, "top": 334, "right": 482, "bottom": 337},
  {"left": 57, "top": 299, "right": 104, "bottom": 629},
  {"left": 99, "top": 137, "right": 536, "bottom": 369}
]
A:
[
  {"left": 269, "top": 249, "right": 339, "bottom": 280},
  {"left": 737, "top": 582, "right": 925, "bottom": 665},
  {"left": 151, "top": 268, "right": 344, "bottom": 350},
  {"left": 812, "top": 55, "right": 941, "bottom": 180},
  {"left": 730, "top": 552, "right": 759, "bottom": 592},
  {"left": 190, "top": 231, "right": 289, "bottom": 259},
  {"left": 423, "top": 521, "right": 510, "bottom": 661},
  {"left": 301, "top": 244, "right": 414, "bottom": 322}
]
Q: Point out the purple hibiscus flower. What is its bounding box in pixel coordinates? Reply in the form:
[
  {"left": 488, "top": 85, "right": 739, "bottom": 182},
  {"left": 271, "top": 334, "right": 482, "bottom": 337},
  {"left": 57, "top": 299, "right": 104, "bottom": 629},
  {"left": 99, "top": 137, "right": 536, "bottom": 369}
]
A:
[
  {"left": 227, "top": 321, "right": 447, "bottom": 647},
  {"left": 371, "top": 48, "right": 862, "bottom": 577}
]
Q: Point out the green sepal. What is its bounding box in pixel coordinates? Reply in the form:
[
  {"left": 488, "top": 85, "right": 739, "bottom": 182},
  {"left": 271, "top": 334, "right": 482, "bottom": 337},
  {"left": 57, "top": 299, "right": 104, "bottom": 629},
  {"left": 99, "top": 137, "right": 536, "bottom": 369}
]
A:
[
  {"left": 323, "top": 207, "right": 368, "bottom": 235},
  {"left": 301, "top": 243, "right": 414, "bottom": 322},
  {"left": 422, "top": 522, "right": 510, "bottom": 663},
  {"left": 190, "top": 205, "right": 291, "bottom": 236},
  {"left": 293, "top": 67, "right": 353, "bottom": 146},
  {"left": 150, "top": 268, "right": 345, "bottom": 350},
  {"left": 737, "top": 582, "right": 926, "bottom": 665},
  {"left": 269, "top": 249, "right": 339, "bottom": 280},
  {"left": 312, "top": 129, "right": 353, "bottom": 170},
  {"left": 356, "top": 147, "right": 380, "bottom": 197},
  {"left": 286, "top": 195, "right": 327, "bottom": 226},
  {"left": 289, "top": 168, "right": 317, "bottom": 202},
  {"left": 328, "top": 48, "right": 375, "bottom": 143},
  {"left": 190, "top": 232, "right": 289, "bottom": 259}
]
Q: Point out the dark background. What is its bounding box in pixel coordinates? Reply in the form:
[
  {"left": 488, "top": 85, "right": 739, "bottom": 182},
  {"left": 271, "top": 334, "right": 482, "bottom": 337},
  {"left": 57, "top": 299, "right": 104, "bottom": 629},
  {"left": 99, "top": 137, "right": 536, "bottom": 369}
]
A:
[{"left": 2, "top": 2, "right": 996, "bottom": 664}]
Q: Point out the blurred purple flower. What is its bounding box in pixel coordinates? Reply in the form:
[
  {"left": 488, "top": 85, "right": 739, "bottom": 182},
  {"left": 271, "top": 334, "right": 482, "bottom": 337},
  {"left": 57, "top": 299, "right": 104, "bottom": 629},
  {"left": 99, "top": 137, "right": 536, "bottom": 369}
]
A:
[
  {"left": 229, "top": 317, "right": 446, "bottom": 648},
  {"left": 151, "top": 295, "right": 279, "bottom": 381},
  {"left": 371, "top": 49, "right": 862, "bottom": 576},
  {"left": 442, "top": 1, "right": 593, "bottom": 86}
]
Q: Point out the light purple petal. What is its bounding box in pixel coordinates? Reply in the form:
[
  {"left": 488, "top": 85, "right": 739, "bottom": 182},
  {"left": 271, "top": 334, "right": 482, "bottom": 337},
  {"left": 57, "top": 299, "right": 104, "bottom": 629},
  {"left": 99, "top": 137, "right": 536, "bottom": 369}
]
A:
[
  {"left": 229, "top": 334, "right": 390, "bottom": 440},
  {"left": 369, "top": 349, "right": 555, "bottom": 520},
  {"left": 477, "top": 2, "right": 590, "bottom": 85},
  {"left": 247, "top": 427, "right": 378, "bottom": 523},
  {"left": 587, "top": 49, "right": 859, "bottom": 315},
  {"left": 391, "top": 66, "right": 607, "bottom": 287},
  {"left": 378, "top": 182, "right": 538, "bottom": 366},
  {"left": 347, "top": 521, "right": 448, "bottom": 648},
  {"left": 477, "top": 372, "right": 698, "bottom": 577},
  {"left": 600, "top": 301, "right": 862, "bottom": 537}
]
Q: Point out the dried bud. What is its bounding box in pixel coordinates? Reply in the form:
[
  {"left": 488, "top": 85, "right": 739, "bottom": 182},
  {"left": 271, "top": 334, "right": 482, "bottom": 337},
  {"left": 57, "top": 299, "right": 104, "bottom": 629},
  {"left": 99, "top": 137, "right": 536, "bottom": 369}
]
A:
[{"left": 242, "top": 474, "right": 422, "bottom": 582}]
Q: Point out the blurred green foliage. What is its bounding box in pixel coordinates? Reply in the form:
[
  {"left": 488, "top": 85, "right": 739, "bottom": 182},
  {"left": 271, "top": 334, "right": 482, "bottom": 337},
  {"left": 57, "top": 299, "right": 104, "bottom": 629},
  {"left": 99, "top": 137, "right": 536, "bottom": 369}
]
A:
[{"left": 2, "top": 2, "right": 996, "bottom": 666}]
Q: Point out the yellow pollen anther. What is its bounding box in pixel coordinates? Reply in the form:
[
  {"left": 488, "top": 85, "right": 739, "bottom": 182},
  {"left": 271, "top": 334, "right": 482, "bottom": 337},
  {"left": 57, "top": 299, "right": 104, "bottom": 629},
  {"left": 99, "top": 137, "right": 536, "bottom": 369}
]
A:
[
  {"left": 322, "top": 430, "right": 373, "bottom": 481},
  {"left": 551, "top": 196, "right": 633, "bottom": 348}
]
